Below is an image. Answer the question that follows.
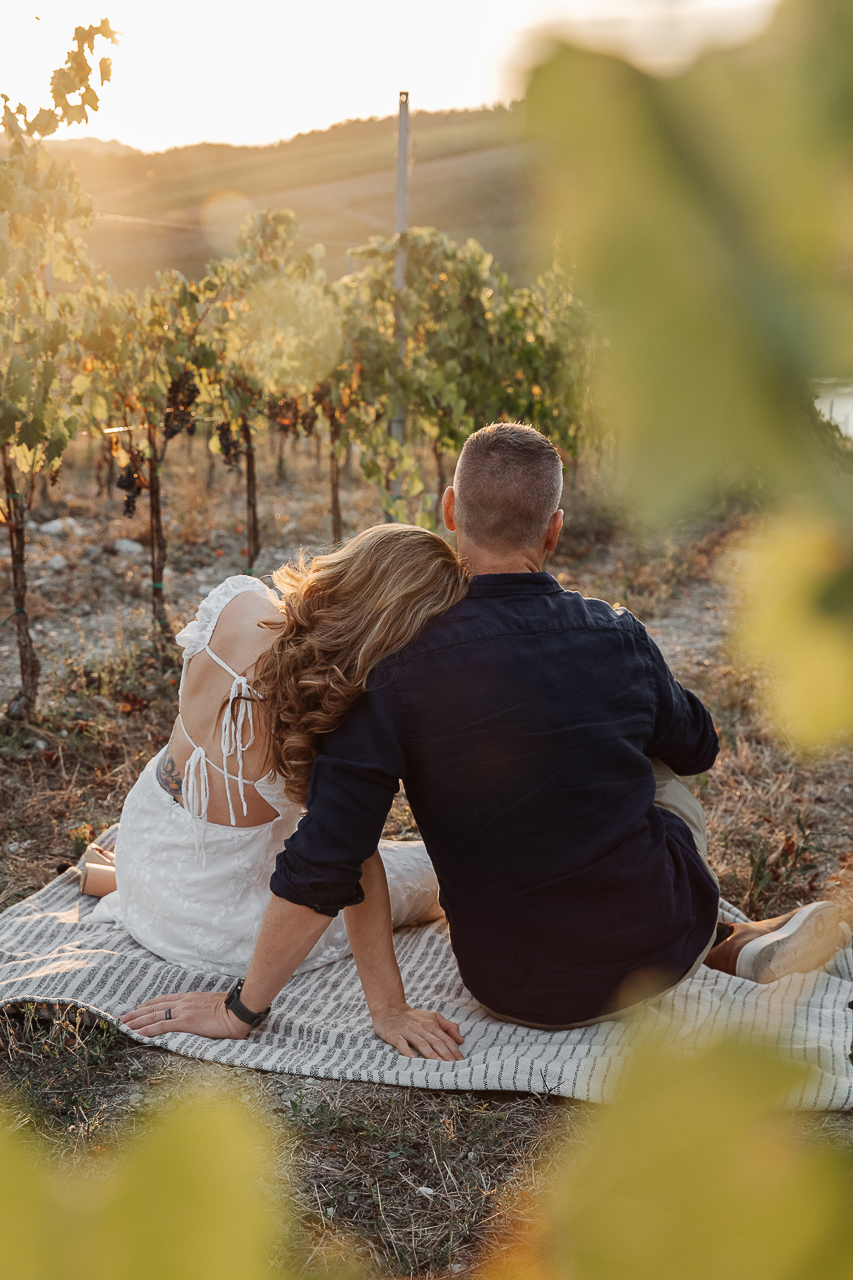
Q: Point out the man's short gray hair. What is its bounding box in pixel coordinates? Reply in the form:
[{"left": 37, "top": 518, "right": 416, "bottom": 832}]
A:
[{"left": 453, "top": 423, "right": 563, "bottom": 551}]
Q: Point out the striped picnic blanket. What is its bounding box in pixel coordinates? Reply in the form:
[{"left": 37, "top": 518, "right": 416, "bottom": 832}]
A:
[{"left": 0, "top": 867, "right": 852, "bottom": 1108}]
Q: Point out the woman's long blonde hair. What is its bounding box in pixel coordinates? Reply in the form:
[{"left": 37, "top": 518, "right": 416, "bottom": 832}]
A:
[{"left": 252, "top": 524, "right": 469, "bottom": 805}]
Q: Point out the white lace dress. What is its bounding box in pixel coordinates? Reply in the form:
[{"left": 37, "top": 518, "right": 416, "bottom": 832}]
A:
[{"left": 90, "top": 576, "right": 439, "bottom": 977}]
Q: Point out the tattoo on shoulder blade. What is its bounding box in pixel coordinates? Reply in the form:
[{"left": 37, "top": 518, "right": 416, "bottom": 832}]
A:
[{"left": 156, "top": 750, "right": 183, "bottom": 802}]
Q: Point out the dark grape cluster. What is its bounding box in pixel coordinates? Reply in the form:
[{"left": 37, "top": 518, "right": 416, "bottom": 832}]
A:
[
  {"left": 216, "top": 421, "right": 243, "bottom": 469},
  {"left": 266, "top": 392, "right": 318, "bottom": 437},
  {"left": 116, "top": 449, "right": 146, "bottom": 517},
  {"left": 163, "top": 369, "right": 200, "bottom": 440},
  {"left": 266, "top": 394, "right": 300, "bottom": 434}
]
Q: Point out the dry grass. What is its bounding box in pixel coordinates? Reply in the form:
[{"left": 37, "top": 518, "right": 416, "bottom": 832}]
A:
[
  {"left": 275, "top": 1084, "right": 587, "bottom": 1277},
  {"left": 0, "top": 1004, "right": 169, "bottom": 1155},
  {"left": 0, "top": 641, "right": 181, "bottom": 906},
  {"left": 683, "top": 660, "right": 853, "bottom": 920}
]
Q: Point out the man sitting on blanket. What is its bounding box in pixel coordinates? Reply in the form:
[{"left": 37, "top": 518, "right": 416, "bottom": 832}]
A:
[{"left": 124, "top": 423, "right": 844, "bottom": 1050}]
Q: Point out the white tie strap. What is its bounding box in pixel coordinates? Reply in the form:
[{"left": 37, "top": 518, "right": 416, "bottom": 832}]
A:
[
  {"left": 219, "top": 675, "right": 256, "bottom": 825},
  {"left": 181, "top": 742, "right": 210, "bottom": 865}
]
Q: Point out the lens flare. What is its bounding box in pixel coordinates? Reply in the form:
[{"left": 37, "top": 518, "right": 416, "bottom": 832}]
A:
[{"left": 200, "top": 190, "right": 255, "bottom": 256}]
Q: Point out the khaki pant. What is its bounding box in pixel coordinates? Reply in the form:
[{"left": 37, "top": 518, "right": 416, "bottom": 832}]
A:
[{"left": 482, "top": 759, "right": 719, "bottom": 1030}]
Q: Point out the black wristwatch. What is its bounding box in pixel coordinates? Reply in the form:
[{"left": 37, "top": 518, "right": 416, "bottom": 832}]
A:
[{"left": 224, "top": 978, "right": 271, "bottom": 1029}]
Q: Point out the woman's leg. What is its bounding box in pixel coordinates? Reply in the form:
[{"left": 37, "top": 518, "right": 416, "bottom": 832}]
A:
[{"left": 378, "top": 841, "right": 442, "bottom": 928}]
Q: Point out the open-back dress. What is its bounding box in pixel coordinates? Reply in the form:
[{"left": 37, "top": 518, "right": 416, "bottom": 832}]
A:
[{"left": 90, "top": 576, "right": 440, "bottom": 977}]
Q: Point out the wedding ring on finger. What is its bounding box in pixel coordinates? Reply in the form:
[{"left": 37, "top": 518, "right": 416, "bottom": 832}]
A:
[{"left": 165, "top": 1008, "right": 172, "bottom": 1021}]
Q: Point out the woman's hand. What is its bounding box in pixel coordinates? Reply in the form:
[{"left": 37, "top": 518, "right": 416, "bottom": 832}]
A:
[
  {"left": 371, "top": 1003, "right": 464, "bottom": 1060},
  {"left": 121, "top": 990, "right": 251, "bottom": 1040},
  {"left": 121, "top": 899, "right": 333, "bottom": 1041},
  {"left": 344, "top": 853, "right": 463, "bottom": 1060}
]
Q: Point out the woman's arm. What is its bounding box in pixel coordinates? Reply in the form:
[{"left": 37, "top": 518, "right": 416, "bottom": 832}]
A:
[
  {"left": 121, "top": 859, "right": 464, "bottom": 1055},
  {"left": 343, "top": 851, "right": 464, "bottom": 1061},
  {"left": 121, "top": 896, "right": 331, "bottom": 1039}
]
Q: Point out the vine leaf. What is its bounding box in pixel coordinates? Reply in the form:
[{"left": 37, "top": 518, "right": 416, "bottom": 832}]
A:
[{"left": 17, "top": 413, "right": 47, "bottom": 451}]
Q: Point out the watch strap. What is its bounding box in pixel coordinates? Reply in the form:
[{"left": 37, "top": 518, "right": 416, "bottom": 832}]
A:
[{"left": 224, "top": 978, "right": 271, "bottom": 1029}]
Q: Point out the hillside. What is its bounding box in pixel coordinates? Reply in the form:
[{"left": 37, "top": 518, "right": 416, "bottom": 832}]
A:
[{"left": 47, "top": 106, "right": 544, "bottom": 287}]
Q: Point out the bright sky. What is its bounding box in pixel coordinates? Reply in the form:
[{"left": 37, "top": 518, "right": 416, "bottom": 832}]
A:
[{"left": 1, "top": 0, "right": 778, "bottom": 154}]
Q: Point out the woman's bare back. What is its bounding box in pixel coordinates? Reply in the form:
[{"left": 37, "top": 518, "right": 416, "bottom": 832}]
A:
[{"left": 158, "top": 591, "right": 283, "bottom": 826}]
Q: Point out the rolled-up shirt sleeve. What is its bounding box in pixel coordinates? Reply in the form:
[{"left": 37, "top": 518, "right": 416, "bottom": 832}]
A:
[
  {"left": 643, "top": 632, "right": 719, "bottom": 776},
  {"left": 269, "top": 669, "right": 406, "bottom": 916}
]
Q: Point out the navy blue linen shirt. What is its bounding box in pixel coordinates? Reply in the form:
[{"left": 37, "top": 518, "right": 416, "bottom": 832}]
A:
[{"left": 271, "top": 572, "right": 720, "bottom": 1026}]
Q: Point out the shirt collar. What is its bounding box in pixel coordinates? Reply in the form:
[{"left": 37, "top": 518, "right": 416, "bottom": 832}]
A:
[{"left": 466, "top": 572, "right": 564, "bottom": 598}]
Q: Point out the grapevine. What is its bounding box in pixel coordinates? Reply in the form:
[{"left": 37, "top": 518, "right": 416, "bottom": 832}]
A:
[{"left": 0, "top": 20, "right": 118, "bottom": 715}]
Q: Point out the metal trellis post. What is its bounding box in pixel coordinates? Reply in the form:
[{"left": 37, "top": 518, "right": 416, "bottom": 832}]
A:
[{"left": 389, "top": 91, "right": 409, "bottom": 506}]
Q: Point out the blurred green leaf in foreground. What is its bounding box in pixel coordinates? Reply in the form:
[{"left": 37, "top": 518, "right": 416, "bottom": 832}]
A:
[
  {"left": 737, "top": 510, "right": 853, "bottom": 745},
  {"left": 478, "top": 1037, "right": 853, "bottom": 1280},
  {"left": 0, "top": 1093, "right": 276, "bottom": 1280},
  {"left": 526, "top": 0, "right": 853, "bottom": 748}
]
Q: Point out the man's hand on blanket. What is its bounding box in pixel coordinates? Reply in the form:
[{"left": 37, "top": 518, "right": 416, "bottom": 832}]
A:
[
  {"left": 121, "top": 990, "right": 250, "bottom": 1040},
  {"left": 371, "top": 1003, "right": 464, "bottom": 1060}
]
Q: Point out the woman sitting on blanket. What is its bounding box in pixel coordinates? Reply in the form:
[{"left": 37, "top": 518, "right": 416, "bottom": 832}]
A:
[{"left": 88, "top": 525, "right": 467, "bottom": 1061}]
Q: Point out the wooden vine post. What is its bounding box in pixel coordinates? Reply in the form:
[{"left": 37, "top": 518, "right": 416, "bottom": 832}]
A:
[
  {"left": 314, "top": 383, "right": 345, "bottom": 544},
  {"left": 240, "top": 414, "right": 261, "bottom": 569},
  {"left": 146, "top": 422, "right": 169, "bottom": 634},
  {"left": 329, "top": 410, "right": 343, "bottom": 544},
  {"left": 1, "top": 446, "right": 40, "bottom": 718}
]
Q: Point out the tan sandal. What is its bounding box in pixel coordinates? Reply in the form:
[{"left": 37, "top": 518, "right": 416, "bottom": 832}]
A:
[
  {"left": 79, "top": 861, "right": 117, "bottom": 897},
  {"left": 77, "top": 824, "right": 119, "bottom": 897}
]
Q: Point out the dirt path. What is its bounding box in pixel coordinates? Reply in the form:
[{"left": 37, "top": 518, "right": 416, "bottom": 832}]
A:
[{"left": 647, "top": 576, "right": 729, "bottom": 669}]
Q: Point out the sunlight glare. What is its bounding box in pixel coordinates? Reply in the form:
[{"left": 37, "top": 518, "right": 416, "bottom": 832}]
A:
[{"left": 0, "top": 0, "right": 782, "bottom": 152}]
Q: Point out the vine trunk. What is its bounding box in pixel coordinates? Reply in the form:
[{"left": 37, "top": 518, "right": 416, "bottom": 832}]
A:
[
  {"left": 1, "top": 445, "right": 40, "bottom": 718},
  {"left": 147, "top": 422, "right": 169, "bottom": 635},
  {"left": 241, "top": 416, "right": 260, "bottom": 569},
  {"left": 276, "top": 430, "right": 288, "bottom": 483},
  {"left": 329, "top": 413, "right": 342, "bottom": 544},
  {"left": 205, "top": 422, "right": 216, "bottom": 492}
]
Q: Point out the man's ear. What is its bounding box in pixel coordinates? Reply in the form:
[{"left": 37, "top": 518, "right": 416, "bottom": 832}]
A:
[
  {"left": 442, "top": 487, "right": 457, "bottom": 533},
  {"left": 544, "top": 509, "right": 564, "bottom": 555}
]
